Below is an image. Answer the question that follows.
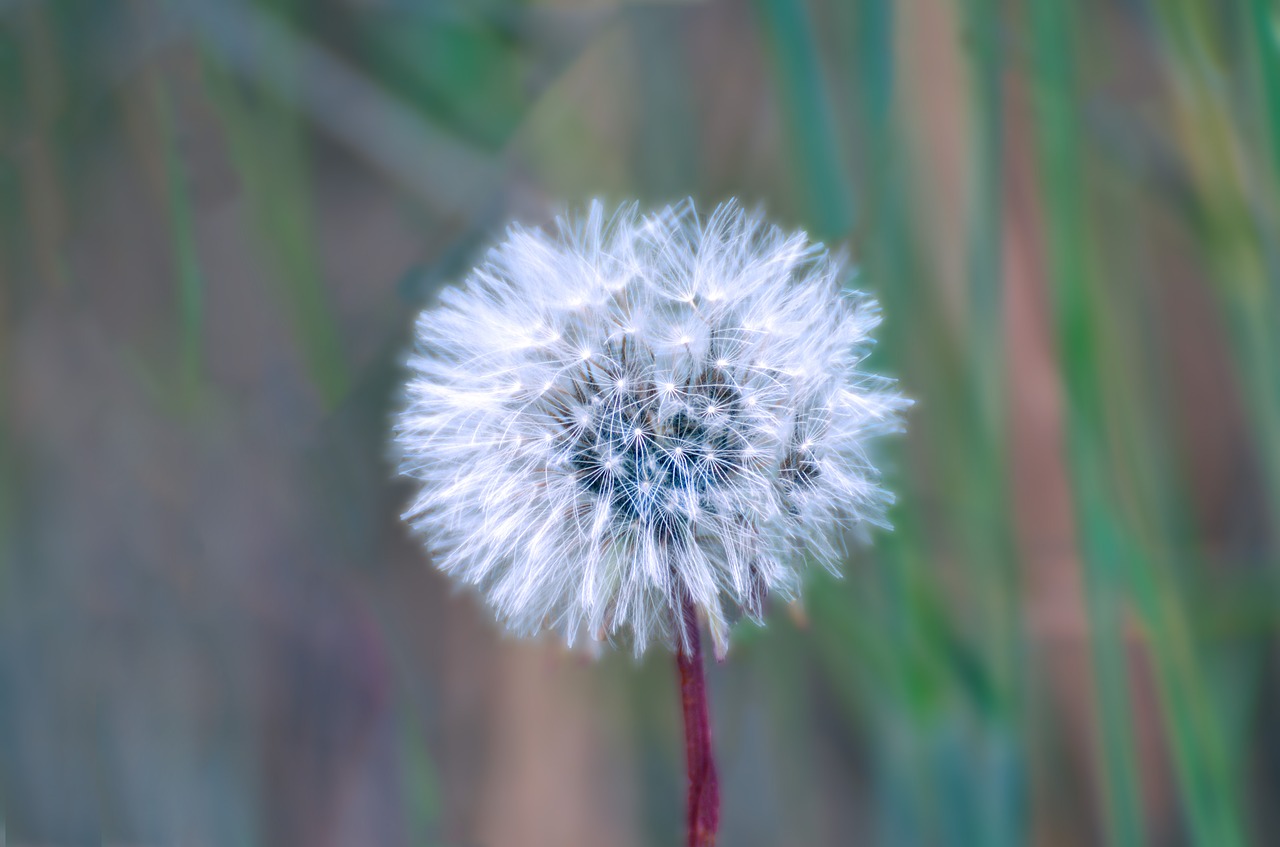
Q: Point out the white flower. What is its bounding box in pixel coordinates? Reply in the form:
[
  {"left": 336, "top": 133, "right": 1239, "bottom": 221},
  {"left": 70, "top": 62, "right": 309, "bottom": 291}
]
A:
[{"left": 394, "top": 200, "right": 909, "bottom": 657}]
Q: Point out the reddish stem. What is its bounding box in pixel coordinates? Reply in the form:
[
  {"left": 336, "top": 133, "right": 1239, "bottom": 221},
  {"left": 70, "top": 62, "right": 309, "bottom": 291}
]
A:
[{"left": 676, "top": 595, "right": 720, "bottom": 847}]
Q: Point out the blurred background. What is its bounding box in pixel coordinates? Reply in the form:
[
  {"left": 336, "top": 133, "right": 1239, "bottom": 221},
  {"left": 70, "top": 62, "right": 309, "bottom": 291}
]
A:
[{"left": 2, "top": 0, "right": 1279, "bottom": 844}]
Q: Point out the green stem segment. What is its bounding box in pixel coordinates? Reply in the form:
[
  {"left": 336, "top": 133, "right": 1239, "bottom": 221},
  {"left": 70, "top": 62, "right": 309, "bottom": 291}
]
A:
[{"left": 677, "top": 595, "right": 719, "bottom": 847}]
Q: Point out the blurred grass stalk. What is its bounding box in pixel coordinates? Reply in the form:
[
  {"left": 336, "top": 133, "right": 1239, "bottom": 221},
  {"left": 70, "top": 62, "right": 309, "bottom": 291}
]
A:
[
  {"left": 957, "top": 0, "right": 1021, "bottom": 731},
  {"left": 760, "top": 0, "right": 1027, "bottom": 843},
  {"left": 197, "top": 0, "right": 350, "bottom": 410},
  {"left": 1032, "top": 1, "right": 1247, "bottom": 845},
  {"left": 177, "top": 0, "right": 525, "bottom": 409},
  {"left": 1155, "top": 0, "right": 1280, "bottom": 550},
  {"left": 957, "top": 3, "right": 1025, "bottom": 841},
  {"left": 751, "top": 0, "right": 854, "bottom": 238},
  {"left": 153, "top": 79, "right": 206, "bottom": 405},
  {"left": 756, "top": 0, "right": 945, "bottom": 841},
  {"left": 1029, "top": 3, "right": 1146, "bottom": 844}
]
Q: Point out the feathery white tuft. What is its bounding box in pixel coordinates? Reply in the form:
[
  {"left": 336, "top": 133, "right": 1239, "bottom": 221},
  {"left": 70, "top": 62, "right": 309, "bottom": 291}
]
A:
[{"left": 394, "top": 200, "right": 909, "bottom": 657}]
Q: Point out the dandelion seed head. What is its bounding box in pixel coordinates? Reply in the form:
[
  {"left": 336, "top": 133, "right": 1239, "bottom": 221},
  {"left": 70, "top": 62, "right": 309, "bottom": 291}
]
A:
[{"left": 393, "top": 200, "right": 910, "bottom": 657}]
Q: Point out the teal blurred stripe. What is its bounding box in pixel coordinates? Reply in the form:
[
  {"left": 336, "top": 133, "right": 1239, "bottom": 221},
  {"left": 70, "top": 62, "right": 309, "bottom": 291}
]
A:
[
  {"left": 1029, "top": 1, "right": 1148, "bottom": 845},
  {"left": 750, "top": 0, "right": 853, "bottom": 238},
  {"left": 156, "top": 81, "right": 206, "bottom": 405}
]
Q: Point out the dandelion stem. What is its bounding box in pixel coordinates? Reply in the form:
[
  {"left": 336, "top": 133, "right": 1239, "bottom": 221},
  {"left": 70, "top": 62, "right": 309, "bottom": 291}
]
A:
[{"left": 677, "top": 595, "right": 719, "bottom": 847}]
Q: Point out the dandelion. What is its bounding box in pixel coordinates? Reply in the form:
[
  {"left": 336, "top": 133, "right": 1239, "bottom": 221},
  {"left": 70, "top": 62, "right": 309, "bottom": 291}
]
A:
[{"left": 393, "top": 199, "right": 908, "bottom": 845}]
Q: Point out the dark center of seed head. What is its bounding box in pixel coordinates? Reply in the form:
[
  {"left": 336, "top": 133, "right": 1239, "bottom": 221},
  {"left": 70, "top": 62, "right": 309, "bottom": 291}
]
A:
[{"left": 567, "top": 378, "right": 747, "bottom": 531}]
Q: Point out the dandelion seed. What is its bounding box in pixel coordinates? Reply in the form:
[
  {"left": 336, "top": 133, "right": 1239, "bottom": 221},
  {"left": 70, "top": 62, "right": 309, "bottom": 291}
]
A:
[{"left": 393, "top": 199, "right": 909, "bottom": 659}]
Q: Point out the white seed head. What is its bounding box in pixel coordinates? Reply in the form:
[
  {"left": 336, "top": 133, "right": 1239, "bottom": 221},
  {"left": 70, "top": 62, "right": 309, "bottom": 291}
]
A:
[{"left": 393, "top": 200, "right": 910, "bottom": 657}]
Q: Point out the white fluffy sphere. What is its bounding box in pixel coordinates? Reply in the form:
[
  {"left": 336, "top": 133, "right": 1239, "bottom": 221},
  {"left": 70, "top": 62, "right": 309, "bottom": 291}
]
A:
[{"left": 394, "top": 200, "right": 908, "bottom": 656}]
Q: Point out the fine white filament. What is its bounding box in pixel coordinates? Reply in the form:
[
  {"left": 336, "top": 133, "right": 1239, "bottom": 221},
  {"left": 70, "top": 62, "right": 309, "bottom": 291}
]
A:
[{"left": 395, "top": 200, "right": 909, "bottom": 657}]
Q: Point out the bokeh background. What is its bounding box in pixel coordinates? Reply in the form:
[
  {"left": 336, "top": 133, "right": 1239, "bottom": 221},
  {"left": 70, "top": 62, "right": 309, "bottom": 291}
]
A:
[{"left": 3, "top": 0, "right": 1280, "bottom": 844}]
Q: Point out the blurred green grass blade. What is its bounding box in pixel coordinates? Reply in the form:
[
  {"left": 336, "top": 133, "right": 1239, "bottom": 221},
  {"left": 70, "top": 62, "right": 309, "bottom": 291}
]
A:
[
  {"left": 1093, "top": 171, "right": 1252, "bottom": 847},
  {"left": 199, "top": 18, "right": 350, "bottom": 409},
  {"left": 853, "top": 0, "right": 892, "bottom": 130},
  {"left": 359, "top": 8, "right": 527, "bottom": 151},
  {"left": 848, "top": 0, "right": 909, "bottom": 349},
  {"left": 1034, "top": 3, "right": 1253, "bottom": 844},
  {"left": 178, "top": 0, "right": 503, "bottom": 218},
  {"left": 1029, "top": 2, "right": 1147, "bottom": 845},
  {"left": 959, "top": 0, "right": 1022, "bottom": 722},
  {"left": 1075, "top": 451, "right": 1149, "bottom": 847},
  {"left": 751, "top": 0, "right": 853, "bottom": 237},
  {"left": 1237, "top": 308, "right": 1280, "bottom": 536},
  {"left": 960, "top": 57, "right": 1027, "bottom": 841},
  {"left": 1157, "top": 0, "right": 1280, "bottom": 543},
  {"left": 1241, "top": 0, "right": 1280, "bottom": 539},
  {"left": 1247, "top": 0, "right": 1280, "bottom": 188},
  {"left": 154, "top": 81, "right": 205, "bottom": 403},
  {"left": 962, "top": 0, "right": 1005, "bottom": 440},
  {"left": 1126, "top": 551, "right": 1247, "bottom": 847},
  {"left": 0, "top": 34, "right": 18, "bottom": 594},
  {"left": 847, "top": 0, "right": 893, "bottom": 233},
  {"left": 840, "top": 2, "right": 1031, "bottom": 841},
  {"left": 398, "top": 702, "right": 441, "bottom": 846},
  {"left": 0, "top": 294, "right": 9, "bottom": 597}
]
